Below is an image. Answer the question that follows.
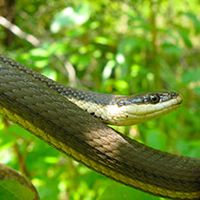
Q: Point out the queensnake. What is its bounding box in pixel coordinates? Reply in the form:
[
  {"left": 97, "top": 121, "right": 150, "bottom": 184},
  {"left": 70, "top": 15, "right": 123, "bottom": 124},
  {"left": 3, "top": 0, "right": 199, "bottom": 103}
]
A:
[{"left": 0, "top": 54, "right": 199, "bottom": 200}]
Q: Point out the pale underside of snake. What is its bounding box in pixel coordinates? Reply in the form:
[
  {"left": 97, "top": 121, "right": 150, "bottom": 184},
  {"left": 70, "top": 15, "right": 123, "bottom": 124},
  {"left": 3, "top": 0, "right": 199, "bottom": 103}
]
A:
[{"left": 0, "top": 54, "right": 200, "bottom": 200}]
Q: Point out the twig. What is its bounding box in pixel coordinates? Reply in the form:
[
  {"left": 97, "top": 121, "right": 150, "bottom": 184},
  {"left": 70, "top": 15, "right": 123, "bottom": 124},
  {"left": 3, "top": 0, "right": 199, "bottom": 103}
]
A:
[{"left": 0, "top": 16, "right": 40, "bottom": 47}]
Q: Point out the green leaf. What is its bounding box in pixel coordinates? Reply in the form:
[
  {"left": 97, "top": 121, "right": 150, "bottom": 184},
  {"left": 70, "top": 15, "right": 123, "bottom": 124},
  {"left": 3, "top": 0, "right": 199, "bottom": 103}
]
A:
[
  {"left": 94, "top": 36, "right": 115, "bottom": 45},
  {"left": 175, "top": 139, "right": 200, "bottom": 157},
  {"left": 182, "top": 12, "right": 200, "bottom": 34},
  {"left": 194, "top": 87, "right": 200, "bottom": 97},
  {"left": 51, "top": 3, "right": 91, "bottom": 33},
  {"left": 118, "top": 37, "right": 148, "bottom": 54},
  {"left": 0, "top": 180, "right": 36, "bottom": 200},
  {"left": 161, "top": 42, "right": 182, "bottom": 55},
  {"left": 145, "top": 129, "right": 167, "bottom": 151},
  {"left": 4, "top": 124, "right": 33, "bottom": 140},
  {"left": 97, "top": 182, "right": 160, "bottom": 200},
  {"left": 178, "top": 30, "right": 193, "bottom": 48},
  {"left": 182, "top": 68, "right": 200, "bottom": 84},
  {"left": 115, "top": 80, "right": 129, "bottom": 93},
  {"left": 0, "top": 164, "right": 39, "bottom": 200},
  {"left": 102, "top": 59, "right": 116, "bottom": 80}
]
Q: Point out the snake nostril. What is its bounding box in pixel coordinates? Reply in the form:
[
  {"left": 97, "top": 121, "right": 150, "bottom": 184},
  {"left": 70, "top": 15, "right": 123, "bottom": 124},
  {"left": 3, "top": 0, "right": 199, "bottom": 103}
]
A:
[{"left": 171, "top": 92, "right": 177, "bottom": 99}]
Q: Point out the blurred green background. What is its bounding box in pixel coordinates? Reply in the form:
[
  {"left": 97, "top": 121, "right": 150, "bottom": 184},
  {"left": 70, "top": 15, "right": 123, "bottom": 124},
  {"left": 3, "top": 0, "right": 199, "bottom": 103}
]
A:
[{"left": 0, "top": 0, "right": 200, "bottom": 199}]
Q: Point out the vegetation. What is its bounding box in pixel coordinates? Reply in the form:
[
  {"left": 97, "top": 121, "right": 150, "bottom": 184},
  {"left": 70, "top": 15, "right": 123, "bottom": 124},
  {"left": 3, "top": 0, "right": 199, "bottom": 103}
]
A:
[{"left": 0, "top": 0, "right": 200, "bottom": 199}]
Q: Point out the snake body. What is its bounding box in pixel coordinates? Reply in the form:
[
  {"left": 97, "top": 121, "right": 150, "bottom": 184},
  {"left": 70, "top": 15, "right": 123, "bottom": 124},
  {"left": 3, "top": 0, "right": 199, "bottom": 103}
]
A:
[{"left": 0, "top": 54, "right": 200, "bottom": 199}]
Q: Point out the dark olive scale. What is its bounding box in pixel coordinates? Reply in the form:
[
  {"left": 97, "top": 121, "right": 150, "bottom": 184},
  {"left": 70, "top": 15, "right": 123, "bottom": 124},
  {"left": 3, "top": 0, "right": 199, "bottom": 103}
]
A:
[
  {"left": 59, "top": 87, "right": 114, "bottom": 106},
  {"left": 0, "top": 55, "right": 178, "bottom": 107}
]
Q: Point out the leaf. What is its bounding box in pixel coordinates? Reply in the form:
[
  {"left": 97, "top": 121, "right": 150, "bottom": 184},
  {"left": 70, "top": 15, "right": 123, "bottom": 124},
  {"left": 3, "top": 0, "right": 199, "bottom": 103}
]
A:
[
  {"left": 94, "top": 36, "right": 115, "bottom": 45},
  {"left": 97, "top": 182, "right": 160, "bottom": 200},
  {"left": 194, "top": 87, "right": 200, "bottom": 97},
  {"left": 178, "top": 30, "right": 193, "bottom": 48},
  {"left": 4, "top": 124, "right": 33, "bottom": 140},
  {"left": 145, "top": 129, "right": 167, "bottom": 151},
  {"left": 114, "top": 80, "right": 129, "bottom": 93},
  {"left": 175, "top": 139, "right": 200, "bottom": 157},
  {"left": 0, "top": 164, "right": 39, "bottom": 200},
  {"left": 118, "top": 37, "right": 149, "bottom": 54},
  {"left": 102, "top": 59, "right": 116, "bottom": 80},
  {"left": 182, "top": 12, "right": 200, "bottom": 34},
  {"left": 182, "top": 68, "right": 200, "bottom": 84},
  {"left": 161, "top": 42, "right": 182, "bottom": 56},
  {"left": 50, "top": 3, "right": 91, "bottom": 33}
]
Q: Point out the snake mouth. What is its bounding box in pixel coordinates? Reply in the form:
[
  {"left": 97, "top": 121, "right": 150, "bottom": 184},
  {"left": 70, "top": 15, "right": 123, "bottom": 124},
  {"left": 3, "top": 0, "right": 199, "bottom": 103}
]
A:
[
  {"left": 127, "top": 94, "right": 182, "bottom": 116},
  {"left": 177, "top": 94, "right": 183, "bottom": 104}
]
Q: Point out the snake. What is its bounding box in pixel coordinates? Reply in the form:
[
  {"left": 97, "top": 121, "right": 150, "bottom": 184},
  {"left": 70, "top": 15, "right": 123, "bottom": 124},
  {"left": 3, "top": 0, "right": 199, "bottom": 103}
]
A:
[{"left": 0, "top": 54, "right": 199, "bottom": 200}]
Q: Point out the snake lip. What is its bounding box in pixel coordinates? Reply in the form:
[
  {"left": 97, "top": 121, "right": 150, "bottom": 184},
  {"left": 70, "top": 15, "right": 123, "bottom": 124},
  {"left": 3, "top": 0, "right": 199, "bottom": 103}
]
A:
[{"left": 177, "top": 94, "right": 183, "bottom": 104}]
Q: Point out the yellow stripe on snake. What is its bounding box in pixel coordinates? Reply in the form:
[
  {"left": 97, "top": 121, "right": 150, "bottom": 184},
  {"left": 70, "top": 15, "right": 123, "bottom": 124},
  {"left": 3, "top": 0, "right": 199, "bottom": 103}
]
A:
[{"left": 0, "top": 54, "right": 199, "bottom": 200}]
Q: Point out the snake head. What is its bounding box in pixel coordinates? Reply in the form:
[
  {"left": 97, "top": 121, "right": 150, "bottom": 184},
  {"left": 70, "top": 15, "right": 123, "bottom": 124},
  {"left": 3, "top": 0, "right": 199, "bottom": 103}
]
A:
[{"left": 108, "top": 92, "right": 182, "bottom": 126}]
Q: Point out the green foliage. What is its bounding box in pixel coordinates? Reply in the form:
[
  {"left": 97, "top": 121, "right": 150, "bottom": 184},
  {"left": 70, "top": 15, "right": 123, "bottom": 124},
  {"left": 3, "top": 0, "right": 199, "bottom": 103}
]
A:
[
  {"left": 51, "top": 3, "right": 91, "bottom": 33},
  {"left": 0, "top": 0, "right": 200, "bottom": 199},
  {"left": 97, "top": 182, "right": 161, "bottom": 200},
  {"left": 0, "top": 164, "right": 39, "bottom": 200},
  {"left": 0, "top": 180, "right": 36, "bottom": 200}
]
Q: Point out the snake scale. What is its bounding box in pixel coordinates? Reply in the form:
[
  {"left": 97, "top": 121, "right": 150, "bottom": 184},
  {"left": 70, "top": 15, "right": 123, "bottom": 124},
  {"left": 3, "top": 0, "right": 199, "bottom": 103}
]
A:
[{"left": 0, "top": 54, "right": 200, "bottom": 200}]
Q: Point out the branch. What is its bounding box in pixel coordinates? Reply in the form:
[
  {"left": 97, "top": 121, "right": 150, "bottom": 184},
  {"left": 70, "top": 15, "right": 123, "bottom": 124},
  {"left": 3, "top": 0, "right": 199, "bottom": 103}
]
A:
[{"left": 0, "top": 16, "right": 40, "bottom": 47}]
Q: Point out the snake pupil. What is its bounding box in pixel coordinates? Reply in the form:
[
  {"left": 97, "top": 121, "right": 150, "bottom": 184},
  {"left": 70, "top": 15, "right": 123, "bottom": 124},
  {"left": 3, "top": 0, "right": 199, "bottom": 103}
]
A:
[{"left": 149, "top": 94, "right": 160, "bottom": 104}]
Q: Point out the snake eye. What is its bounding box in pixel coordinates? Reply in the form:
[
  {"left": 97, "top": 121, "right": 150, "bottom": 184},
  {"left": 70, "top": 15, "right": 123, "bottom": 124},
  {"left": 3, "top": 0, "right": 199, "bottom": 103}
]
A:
[{"left": 149, "top": 94, "right": 160, "bottom": 104}]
